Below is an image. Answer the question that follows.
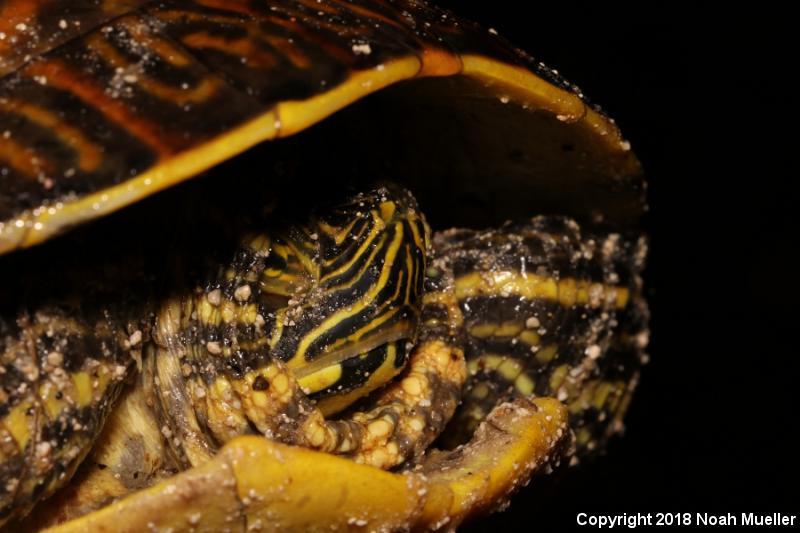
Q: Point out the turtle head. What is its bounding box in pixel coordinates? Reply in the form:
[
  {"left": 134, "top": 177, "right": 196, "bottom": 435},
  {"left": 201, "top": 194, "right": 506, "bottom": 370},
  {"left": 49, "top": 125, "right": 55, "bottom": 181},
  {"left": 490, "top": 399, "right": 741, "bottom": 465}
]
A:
[
  {"left": 149, "top": 185, "right": 429, "bottom": 464},
  {"left": 269, "top": 185, "right": 429, "bottom": 415},
  {"left": 176, "top": 185, "right": 429, "bottom": 418}
]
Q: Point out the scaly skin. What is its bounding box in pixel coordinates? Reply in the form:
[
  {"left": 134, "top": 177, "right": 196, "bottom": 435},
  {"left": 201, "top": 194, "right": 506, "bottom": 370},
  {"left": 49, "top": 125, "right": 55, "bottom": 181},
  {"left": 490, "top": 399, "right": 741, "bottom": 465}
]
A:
[
  {"left": 430, "top": 217, "right": 648, "bottom": 455},
  {"left": 1, "top": 186, "right": 648, "bottom": 528},
  {"left": 1, "top": 185, "right": 431, "bottom": 525}
]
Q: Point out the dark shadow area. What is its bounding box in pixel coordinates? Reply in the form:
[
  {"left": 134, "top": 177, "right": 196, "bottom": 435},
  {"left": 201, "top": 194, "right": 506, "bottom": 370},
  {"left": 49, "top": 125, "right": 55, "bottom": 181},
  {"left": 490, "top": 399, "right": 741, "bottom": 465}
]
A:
[{"left": 432, "top": 2, "right": 796, "bottom": 530}]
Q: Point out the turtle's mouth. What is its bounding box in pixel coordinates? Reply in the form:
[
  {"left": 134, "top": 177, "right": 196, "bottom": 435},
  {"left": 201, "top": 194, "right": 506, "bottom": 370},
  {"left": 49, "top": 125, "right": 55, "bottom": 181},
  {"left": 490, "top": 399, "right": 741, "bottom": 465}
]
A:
[
  {"left": 293, "top": 327, "right": 409, "bottom": 381},
  {"left": 293, "top": 329, "right": 411, "bottom": 416}
]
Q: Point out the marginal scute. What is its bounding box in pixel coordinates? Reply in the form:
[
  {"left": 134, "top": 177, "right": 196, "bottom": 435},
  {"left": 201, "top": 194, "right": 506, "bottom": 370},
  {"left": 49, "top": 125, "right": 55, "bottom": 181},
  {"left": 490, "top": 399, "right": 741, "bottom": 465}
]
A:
[{"left": 0, "top": 0, "right": 642, "bottom": 255}]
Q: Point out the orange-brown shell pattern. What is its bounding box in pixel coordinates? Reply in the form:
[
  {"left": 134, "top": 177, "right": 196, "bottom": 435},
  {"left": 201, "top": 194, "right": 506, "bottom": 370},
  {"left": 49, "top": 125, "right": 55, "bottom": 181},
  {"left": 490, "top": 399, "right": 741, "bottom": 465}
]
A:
[{"left": 0, "top": 0, "right": 604, "bottom": 254}]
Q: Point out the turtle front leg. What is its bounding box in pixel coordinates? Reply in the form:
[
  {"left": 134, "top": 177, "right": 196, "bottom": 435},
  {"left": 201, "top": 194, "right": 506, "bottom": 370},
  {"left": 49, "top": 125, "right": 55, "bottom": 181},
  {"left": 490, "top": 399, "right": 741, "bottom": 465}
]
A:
[
  {"left": 233, "top": 337, "right": 465, "bottom": 469},
  {"left": 431, "top": 218, "right": 649, "bottom": 458},
  {"left": 152, "top": 307, "right": 467, "bottom": 470},
  {"left": 0, "top": 305, "right": 140, "bottom": 528},
  {"left": 12, "top": 370, "right": 174, "bottom": 531}
]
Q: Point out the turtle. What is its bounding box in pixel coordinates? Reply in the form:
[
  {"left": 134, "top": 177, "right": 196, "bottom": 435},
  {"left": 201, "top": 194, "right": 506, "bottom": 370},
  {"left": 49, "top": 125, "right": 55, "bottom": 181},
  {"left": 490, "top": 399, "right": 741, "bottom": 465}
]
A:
[{"left": 0, "top": 0, "right": 649, "bottom": 531}]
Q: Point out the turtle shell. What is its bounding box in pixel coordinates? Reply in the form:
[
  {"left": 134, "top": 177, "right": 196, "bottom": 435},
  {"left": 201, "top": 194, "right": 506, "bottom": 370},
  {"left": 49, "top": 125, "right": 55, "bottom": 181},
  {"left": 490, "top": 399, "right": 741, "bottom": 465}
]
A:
[
  {"left": 0, "top": 0, "right": 643, "bottom": 256},
  {"left": 0, "top": 1, "right": 647, "bottom": 529}
]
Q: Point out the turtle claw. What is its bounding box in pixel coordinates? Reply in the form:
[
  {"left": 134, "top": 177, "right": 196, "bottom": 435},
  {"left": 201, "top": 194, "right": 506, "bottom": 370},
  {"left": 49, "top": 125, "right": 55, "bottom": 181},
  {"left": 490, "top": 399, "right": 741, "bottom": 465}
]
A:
[{"left": 41, "top": 397, "right": 566, "bottom": 532}]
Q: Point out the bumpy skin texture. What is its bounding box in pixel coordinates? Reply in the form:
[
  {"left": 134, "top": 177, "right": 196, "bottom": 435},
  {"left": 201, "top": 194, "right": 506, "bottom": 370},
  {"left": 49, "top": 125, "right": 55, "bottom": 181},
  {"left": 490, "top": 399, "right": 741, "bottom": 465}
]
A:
[
  {"left": 0, "top": 246, "right": 154, "bottom": 524},
  {"left": 428, "top": 218, "right": 648, "bottom": 455},
  {"left": 1, "top": 185, "right": 433, "bottom": 525},
  {"left": 0, "top": 305, "right": 134, "bottom": 522},
  {"left": 1, "top": 185, "right": 647, "bottom": 529},
  {"left": 148, "top": 186, "right": 429, "bottom": 471}
]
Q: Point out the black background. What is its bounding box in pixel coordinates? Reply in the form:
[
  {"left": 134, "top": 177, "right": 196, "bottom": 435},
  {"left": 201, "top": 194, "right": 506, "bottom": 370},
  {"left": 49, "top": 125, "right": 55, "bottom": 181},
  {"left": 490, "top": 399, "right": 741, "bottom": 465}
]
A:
[{"left": 430, "top": 2, "right": 797, "bottom": 530}]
